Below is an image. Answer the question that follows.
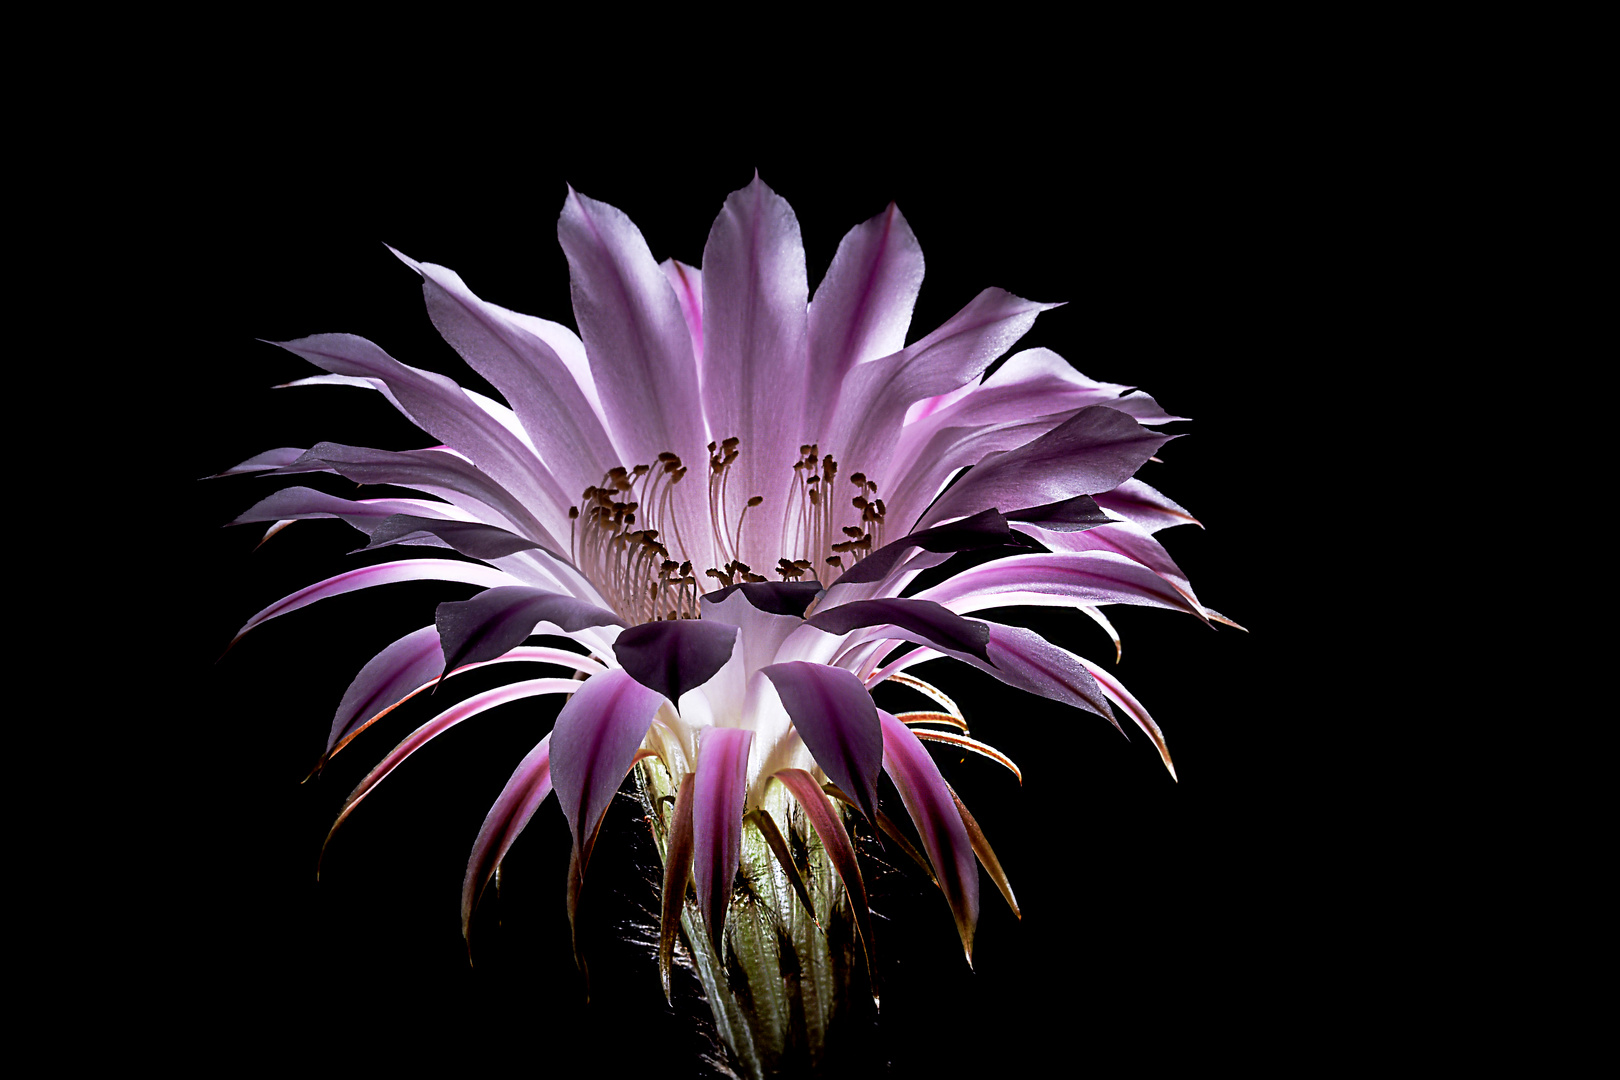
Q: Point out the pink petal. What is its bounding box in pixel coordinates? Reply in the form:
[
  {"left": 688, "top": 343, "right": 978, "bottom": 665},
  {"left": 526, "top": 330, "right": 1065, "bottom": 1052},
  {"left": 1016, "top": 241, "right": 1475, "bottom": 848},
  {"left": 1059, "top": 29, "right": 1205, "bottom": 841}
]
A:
[
  {"left": 394, "top": 250, "right": 622, "bottom": 501},
  {"left": 326, "top": 678, "right": 580, "bottom": 856},
  {"left": 914, "top": 550, "right": 1208, "bottom": 622},
  {"left": 878, "top": 710, "right": 979, "bottom": 965},
  {"left": 700, "top": 175, "right": 811, "bottom": 572},
  {"left": 760, "top": 662, "right": 883, "bottom": 827},
  {"left": 549, "top": 670, "right": 669, "bottom": 873},
  {"left": 691, "top": 726, "right": 753, "bottom": 946},
  {"left": 804, "top": 201, "right": 924, "bottom": 440},
  {"left": 1092, "top": 478, "right": 1201, "bottom": 533},
  {"left": 462, "top": 733, "right": 555, "bottom": 945},
  {"left": 230, "top": 558, "right": 511, "bottom": 645}
]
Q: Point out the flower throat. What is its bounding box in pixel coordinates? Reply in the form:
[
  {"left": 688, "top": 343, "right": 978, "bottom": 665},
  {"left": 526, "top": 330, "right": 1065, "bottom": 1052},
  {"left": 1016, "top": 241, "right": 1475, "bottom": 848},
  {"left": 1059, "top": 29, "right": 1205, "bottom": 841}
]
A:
[{"left": 568, "top": 439, "right": 888, "bottom": 623}]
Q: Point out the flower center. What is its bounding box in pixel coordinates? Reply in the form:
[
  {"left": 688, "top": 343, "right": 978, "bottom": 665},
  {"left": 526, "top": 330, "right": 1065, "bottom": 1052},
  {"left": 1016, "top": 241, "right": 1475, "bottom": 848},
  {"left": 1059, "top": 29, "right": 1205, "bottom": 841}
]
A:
[{"left": 568, "top": 440, "right": 888, "bottom": 623}]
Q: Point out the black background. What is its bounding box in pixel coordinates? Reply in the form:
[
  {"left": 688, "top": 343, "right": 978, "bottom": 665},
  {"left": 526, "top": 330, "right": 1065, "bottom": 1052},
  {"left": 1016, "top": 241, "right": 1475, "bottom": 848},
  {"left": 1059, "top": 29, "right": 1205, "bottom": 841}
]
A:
[{"left": 159, "top": 100, "right": 1338, "bottom": 1075}]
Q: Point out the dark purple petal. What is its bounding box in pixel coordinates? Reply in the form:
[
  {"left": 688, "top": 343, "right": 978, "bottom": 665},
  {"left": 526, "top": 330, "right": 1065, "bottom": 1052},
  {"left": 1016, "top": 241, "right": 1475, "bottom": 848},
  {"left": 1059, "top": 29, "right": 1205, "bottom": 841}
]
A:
[
  {"left": 612, "top": 619, "right": 739, "bottom": 708},
  {"left": 879, "top": 710, "right": 979, "bottom": 964},
  {"left": 550, "top": 671, "right": 668, "bottom": 872},
  {"left": 1091, "top": 478, "right": 1201, "bottom": 533},
  {"left": 806, "top": 598, "right": 991, "bottom": 664},
  {"left": 231, "top": 559, "right": 511, "bottom": 645},
  {"left": 659, "top": 773, "right": 696, "bottom": 1001},
  {"left": 1007, "top": 494, "right": 1112, "bottom": 533},
  {"left": 326, "top": 625, "right": 445, "bottom": 755},
  {"left": 771, "top": 768, "right": 874, "bottom": 976},
  {"left": 362, "top": 514, "right": 543, "bottom": 560},
  {"left": 463, "top": 733, "right": 555, "bottom": 946},
  {"left": 325, "top": 678, "right": 579, "bottom": 861},
  {"left": 760, "top": 662, "right": 883, "bottom": 827},
  {"left": 700, "top": 580, "right": 822, "bottom": 618},
  {"left": 208, "top": 447, "right": 307, "bottom": 478},
  {"left": 436, "top": 587, "right": 625, "bottom": 677},
  {"left": 916, "top": 406, "right": 1173, "bottom": 532},
  {"left": 804, "top": 202, "right": 924, "bottom": 439},
  {"left": 700, "top": 176, "right": 810, "bottom": 572},
  {"left": 395, "top": 249, "right": 622, "bottom": 501},
  {"left": 691, "top": 727, "right": 753, "bottom": 945},
  {"left": 831, "top": 508, "right": 1020, "bottom": 587},
  {"left": 229, "top": 487, "right": 445, "bottom": 530}
]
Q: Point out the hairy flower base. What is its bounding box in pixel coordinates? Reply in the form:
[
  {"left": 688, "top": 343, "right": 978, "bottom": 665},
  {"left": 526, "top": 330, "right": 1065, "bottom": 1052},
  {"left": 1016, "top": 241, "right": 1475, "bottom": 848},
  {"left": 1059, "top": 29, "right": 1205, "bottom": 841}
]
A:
[{"left": 641, "top": 764, "right": 870, "bottom": 1076}]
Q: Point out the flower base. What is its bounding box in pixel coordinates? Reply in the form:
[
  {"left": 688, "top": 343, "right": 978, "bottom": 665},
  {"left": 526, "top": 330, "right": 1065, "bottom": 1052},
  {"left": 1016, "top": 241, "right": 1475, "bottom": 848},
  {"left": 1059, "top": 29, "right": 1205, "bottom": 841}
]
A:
[{"left": 638, "top": 762, "right": 876, "bottom": 1078}]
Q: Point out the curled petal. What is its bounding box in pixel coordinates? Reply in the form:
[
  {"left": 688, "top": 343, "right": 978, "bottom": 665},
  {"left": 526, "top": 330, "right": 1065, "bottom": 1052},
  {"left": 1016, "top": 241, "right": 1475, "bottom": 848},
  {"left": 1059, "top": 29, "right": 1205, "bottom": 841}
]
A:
[
  {"left": 692, "top": 727, "right": 753, "bottom": 947},
  {"left": 916, "top": 406, "right": 1173, "bottom": 532},
  {"left": 612, "top": 619, "right": 739, "bottom": 709},
  {"left": 361, "top": 515, "right": 543, "bottom": 560},
  {"left": 231, "top": 558, "right": 510, "bottom": 646},
  {"left": 760, "top": 662, "right": 883, "bottom": 828},
  {"left": 879, "top": 710, "right": 979, "bottom": 965},
  {"left": 915, "top": 550, "right": 1209, "bottom": 623},
  {"left": 807, "top": 598, "right": 992, "bottom": 665},
  {"left": 435, "top": 587, "right": 625, "bottom": 678}
]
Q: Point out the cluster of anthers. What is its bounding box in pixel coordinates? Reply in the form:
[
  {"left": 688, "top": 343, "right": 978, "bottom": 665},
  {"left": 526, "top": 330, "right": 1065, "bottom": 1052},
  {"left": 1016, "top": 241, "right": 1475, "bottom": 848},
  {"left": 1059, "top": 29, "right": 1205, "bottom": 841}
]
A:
[{"left": 568, "top": 439, "right": 888, "bottom": 624}]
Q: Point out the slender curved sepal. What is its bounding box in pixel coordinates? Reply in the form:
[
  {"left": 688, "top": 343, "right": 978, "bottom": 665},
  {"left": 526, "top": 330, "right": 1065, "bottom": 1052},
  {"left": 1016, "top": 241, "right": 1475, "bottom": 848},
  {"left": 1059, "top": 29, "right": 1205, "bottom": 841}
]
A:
[
  {"left": 772, "top": 768, "right": 875, "bottom": 978},
  {"left": 659, "top": 773, "right": 696, "bottom": 1003},
  {"left": 613, "top": 619, "right": 739, "bottom": 709},
  {"left": 463, "top": 733, "right": 555, "bottom": 949},
  {"left": 946, "top": 781, "right": 1019, "bottom": 919},
  {"left": 760, "top": 662, "right": 883, "bottom": 827},
  {"left": 436, "top": 587, "right": 625, "bottom": 678},
  {"left": 748, "top": 808, "right": 817, "bottom": 925},
  {"left": 1073, "top": 653, "right": 1176, "bottom": 780},
  {"left": 550, "top": 671, "right": 668, "bottom": 875},
  {"left": 823, "top": 782, "right": 938, "bottom": 889},
  {"left": 878, "top": 710, "right": 980, "bottom": 966},
  {"left": 322, "top": 678, "right": 581, "bottom": 871},
  {"left": 231, "top": 558, "right": 510, "bottom": 646},
  {"left": 692, "top": 727, "right": 753, "bottom": 949}
]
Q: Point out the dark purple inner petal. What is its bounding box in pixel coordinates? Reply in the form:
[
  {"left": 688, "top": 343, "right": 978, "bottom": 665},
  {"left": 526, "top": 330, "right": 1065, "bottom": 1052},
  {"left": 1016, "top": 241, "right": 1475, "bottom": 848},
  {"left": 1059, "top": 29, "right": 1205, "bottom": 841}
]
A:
[
  {"left": 761, "top": 662, "right": 883, "bottom": 827},
  {"left": 612, "top": 619, "right": 740, "bottom": 707},
  {"left": 363, "top": 514, "right": 545, "bottom": 559},
  {"left": 831, "top": 508, "right": 1021, "bottom": 586},
  {"left": 1006, "top": 494, "right": 1113, "bottom": 533},
  {"left": 701, "top": 580, "right": 823, "bottom": 618}
]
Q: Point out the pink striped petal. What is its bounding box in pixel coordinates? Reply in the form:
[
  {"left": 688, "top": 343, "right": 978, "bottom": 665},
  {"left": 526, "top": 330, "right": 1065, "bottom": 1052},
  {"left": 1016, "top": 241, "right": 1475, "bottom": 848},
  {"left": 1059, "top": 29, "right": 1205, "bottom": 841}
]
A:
[
  {"left": 915, "top": 550, "right": 1208, "bottom": 622},
  {"left": 691, "top": 726, "right": 753, "bottom": 946},
  {"left": 556, "top": 189, "right": 710, "bottom": 565},
  {"left": 804, "top": 201, "right": 924, "bottom": 439},
  {"left": 1092, "top": 478, "right": 1201, "bottom": 533},
  {"left": 231, "top": 558, "right": 511, "bottom": 645},
  {"left": 325, "top": 678, "right": 580, "bottom": 855},
  {"left": 661, "top": 258, "right": 704, "bottom": 365},
  {"left": 700, "top": 176, "right": 811, "bottom": 572},
  {"left": 1072, "top": 654, "right": 1176, "bottom": 780},
  {"left": 272, "top": 334, "right": 571, "bottom": 533},
  {"left": 879, "top": 710, "right": 979, "bottom": 965},
  {"left": 760, "top": 662, "right": 883, "bottom": 828},
  {"left": 395, "top": 250, "right": 622, "bottom": 501},
  {"left": 462, "top": 733, "right": 555, "bottom": 944},
  {"left": 549, "top": 670, "right": 669, "bottom": 873}
]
